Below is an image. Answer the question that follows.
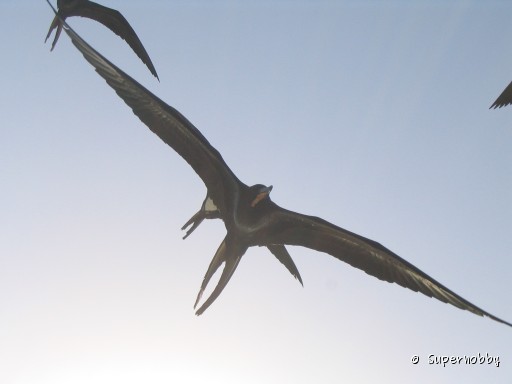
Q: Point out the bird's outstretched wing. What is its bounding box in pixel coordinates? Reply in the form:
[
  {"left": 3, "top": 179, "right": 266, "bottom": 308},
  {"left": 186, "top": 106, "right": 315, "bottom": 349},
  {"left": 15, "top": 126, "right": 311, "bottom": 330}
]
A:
[
  {"left": 45, "top": 0, "right": 159, "bottom": 80},
  {"left": 490, "top": 80, "right": 512, "bottom": 109},
  {"left": 47, "top": 5, "right": 511, "bottom": 326},
  {"left": 264, "top": 206, "right": 511, "bottom": 327},
  {"left": 59, "top": 17, "right": 243, "bottom": 219}
]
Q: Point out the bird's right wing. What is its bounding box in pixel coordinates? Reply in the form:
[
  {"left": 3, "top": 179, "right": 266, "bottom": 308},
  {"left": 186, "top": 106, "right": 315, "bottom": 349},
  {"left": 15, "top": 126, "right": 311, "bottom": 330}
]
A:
[
  {"left": 490, "top": 80, "right": 512, "bottom": 109},
  {"left": 264, "top": 206, "right": 511, "bottom": 327}
]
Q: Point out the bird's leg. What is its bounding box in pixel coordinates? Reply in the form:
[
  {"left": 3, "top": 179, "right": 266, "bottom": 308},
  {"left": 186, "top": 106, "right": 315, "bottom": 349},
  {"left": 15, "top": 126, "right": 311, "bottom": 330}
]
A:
[
  {"left": 181, "top": 194, "right": 220, "bottom": 239},
  {"left": 46, "top": 18, "right": 64, "bottom": 51},
  {"left": 45, "top": 15, "right": 60, "bottom": 44},
  {"left": 51, "top": 22, "right": 63, "bottom": 51},
  {"left": 181, "top": 209, "right": 205, "bottom": 239}
]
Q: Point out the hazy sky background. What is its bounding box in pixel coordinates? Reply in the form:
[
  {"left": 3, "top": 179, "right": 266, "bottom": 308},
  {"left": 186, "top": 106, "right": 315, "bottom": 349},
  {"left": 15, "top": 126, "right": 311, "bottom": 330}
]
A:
[{"left": 1, "top": 1, "right": 511, "bottom": 383}]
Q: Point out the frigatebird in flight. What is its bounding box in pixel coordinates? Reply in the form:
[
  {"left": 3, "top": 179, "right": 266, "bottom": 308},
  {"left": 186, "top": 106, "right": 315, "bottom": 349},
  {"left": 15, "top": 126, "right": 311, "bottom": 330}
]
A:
[
  {"left": 45, "top": 0, "right": 159, "bottom": 80},
  {"left": 48, "top": 14, "right": 511, "bottom": 327},
  {"left": 490, "top": 80, "right": 512, "bottom": 108}
]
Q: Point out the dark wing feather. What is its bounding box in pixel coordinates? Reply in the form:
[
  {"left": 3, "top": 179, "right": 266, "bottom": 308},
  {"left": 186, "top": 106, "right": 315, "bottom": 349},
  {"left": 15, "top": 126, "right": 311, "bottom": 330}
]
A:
[
  {"left": 62, "top": 22, "right": 243, "bottom": 219},
  {"left": 67, "top": 1, "right": 159, "bottom": 79},
  {"left": 490, "top": 80, "right": 512, "bottom": 109},
  {"left": 264, "top": 206, "right": 511, "bottom": 327},
  {"left": 47, "top": 0, "right": 158, "bottom": 79}
]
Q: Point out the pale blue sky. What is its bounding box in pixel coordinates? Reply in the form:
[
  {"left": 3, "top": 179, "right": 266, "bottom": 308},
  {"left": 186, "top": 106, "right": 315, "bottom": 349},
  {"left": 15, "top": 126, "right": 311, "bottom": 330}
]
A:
[{"left": 1, "top": 1, "right": 511, "bottom": 383}]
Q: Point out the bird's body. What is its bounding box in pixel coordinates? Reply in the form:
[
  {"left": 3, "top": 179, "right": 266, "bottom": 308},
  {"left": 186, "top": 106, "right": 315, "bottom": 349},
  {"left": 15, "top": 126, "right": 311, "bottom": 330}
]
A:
[
  {"left": 46, "top": 0, "right": 159, "bottom": 79},
  {"left": 48, "top": 10, "right": 511, "bottom": 327}
]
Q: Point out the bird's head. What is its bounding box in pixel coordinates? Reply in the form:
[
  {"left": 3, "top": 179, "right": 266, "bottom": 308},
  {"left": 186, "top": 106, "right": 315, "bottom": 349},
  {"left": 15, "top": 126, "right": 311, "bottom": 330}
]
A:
[{"left": 249, "top": 184, "right": 273, "bottom": 207}]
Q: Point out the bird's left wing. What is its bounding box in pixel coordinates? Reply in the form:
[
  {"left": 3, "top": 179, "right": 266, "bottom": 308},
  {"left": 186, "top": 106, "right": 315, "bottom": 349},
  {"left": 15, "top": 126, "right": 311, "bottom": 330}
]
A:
[
  {"left": 263, "top": 206, "right": 511, "bottom": 327},
  {"left": 65, "top": 1, "right": 159, "bottom": 80},
  {"left": 55, "top": 19, "right": 243, "bottom": 220},
  {"left": 46, "top": 0, "right": 159, "bottom": 79}
]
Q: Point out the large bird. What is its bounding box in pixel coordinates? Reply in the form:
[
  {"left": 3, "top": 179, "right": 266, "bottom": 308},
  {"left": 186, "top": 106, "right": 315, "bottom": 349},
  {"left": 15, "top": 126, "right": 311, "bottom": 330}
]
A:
[
  {"left": 490, "top": 80, "right": 512, "bottom": 108},
  {"left": 45, "top": 0, "right": 159, "bottom": 80},
  {"left": 49, "top": 14, "right": 511, "bottom": 327}
]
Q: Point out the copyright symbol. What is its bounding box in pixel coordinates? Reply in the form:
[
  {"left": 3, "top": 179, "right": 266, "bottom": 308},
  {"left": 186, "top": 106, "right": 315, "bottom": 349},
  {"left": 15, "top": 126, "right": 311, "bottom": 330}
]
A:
[{"left": 411, "top": 355, "right": 419, "bottom": 364}]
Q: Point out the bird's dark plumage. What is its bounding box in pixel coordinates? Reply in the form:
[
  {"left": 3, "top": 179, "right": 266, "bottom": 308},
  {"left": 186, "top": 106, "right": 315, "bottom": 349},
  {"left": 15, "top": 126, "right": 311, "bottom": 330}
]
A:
[
  {"left": 50, "top": 13, "right": 511, "bottom": 327},
  {"left": 45, "top": 0, "right": 158, "bottom": 80},
  {"left": 490, "top": 80, "right": 512, "bottom": 109}
]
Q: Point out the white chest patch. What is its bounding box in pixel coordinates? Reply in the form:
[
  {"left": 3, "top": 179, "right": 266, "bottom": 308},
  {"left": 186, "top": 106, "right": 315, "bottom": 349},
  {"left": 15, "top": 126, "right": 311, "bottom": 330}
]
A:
[{"left": 204, "top": 197, "right": 219, "bottom": 213}]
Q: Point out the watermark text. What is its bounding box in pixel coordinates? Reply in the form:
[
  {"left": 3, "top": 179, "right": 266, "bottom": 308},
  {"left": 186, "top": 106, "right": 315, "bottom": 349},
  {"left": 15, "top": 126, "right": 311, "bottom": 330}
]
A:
[{"left": 410, "top": 353, "right": 500, "bottom": 367}]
